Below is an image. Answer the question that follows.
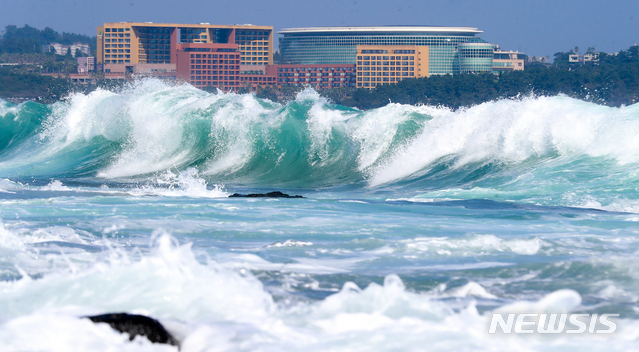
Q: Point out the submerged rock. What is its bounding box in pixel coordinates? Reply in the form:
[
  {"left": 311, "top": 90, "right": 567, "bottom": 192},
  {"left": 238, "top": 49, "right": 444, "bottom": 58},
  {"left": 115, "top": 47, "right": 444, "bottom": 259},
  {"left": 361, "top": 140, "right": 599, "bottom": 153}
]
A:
[
  {"left": 86, "top": 313, "right": 178, "bottom": 346},
  {"left": 229, "top": 191, "right": 304, "bottom": 198}
]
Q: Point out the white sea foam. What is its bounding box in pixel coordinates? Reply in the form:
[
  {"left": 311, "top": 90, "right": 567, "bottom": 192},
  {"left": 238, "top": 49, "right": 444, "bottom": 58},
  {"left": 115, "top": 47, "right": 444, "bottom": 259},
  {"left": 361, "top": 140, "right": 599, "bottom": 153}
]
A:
[
  {"left": 128, "top": 168, "right": 228, "bottom": 198},
  {"left": 401, "top": 234, "right": 546, "bottom": 256},
  {"left": 0, "top": 178, "right": 21, "bottom": 193},
  {"left": 433, "top": 281, "right": 498, "bottom": 299},
  {"left": 586, "top": 198, "right": 639, "bottom": 214},
  {"left": 0, "top": 232, "right": 274, "bottom": 320},
  {"left": 204, "top": 91, "right": 280, "bottom": 175},
  {"left": 1, "top": 232, "right": 638, "bottom": 351},
  {"left": 0, "top": 220, "right": 92, "bottom": 250},
  {"left": 598, "top": 284, "right": 639, "bottom": 303},
  {"left": 97, "top": 81, "right": 215, "bottom": 178},
  {"left": 351, "top": 103, "right": 440, "bottom": 171},
  {"left": 0, "top": 312, "right": 178, "bottom": 352},
  {"left": 306, "top": 94, "right": 352, "bottom": 165},
  {"left": 0, "top": 218, "right": 101, "bottom": 279},
  {"left": 369, "top": 96, "right": 639, "bottom": 186},
  {"left": 41, "top": 180, "right": 71, "bottom": 191},
  {"left": 0, "top": 220, "right": 25, "bottom": 251},
  {"left": 0, "top": 100, "right": 20, "bottom": 119},
  {"left": 495, "top": 289, "right": 582, "bottom": 313},
  {"left": 266, "top": 240, "right": 314, "bottom": 247},
  {"left": 304, "top": 97, "right": 438, "bottom": 171},
  {"left": 214, "top": 252, "right": 351, "bottom": 275}
]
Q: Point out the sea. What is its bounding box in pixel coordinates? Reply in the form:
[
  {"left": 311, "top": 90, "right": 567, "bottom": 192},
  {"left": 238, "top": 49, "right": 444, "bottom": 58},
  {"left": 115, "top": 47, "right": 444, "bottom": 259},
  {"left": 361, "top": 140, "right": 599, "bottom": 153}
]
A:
[{"left": 1, "top": 79, "right": 638, "bottom": 351}]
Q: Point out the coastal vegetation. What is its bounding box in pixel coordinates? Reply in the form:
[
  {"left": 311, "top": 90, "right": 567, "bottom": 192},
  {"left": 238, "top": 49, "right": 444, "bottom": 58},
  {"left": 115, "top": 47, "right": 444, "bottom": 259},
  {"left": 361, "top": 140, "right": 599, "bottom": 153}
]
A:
[
  {"left": 0, "top": 66, "right": 72, "bottom": 102},
  {"left": 0, "top": 67, "right": 126, "bottom": 103},
  {"left": 0, "top": 25, "right": 96, "bottom": 55}
]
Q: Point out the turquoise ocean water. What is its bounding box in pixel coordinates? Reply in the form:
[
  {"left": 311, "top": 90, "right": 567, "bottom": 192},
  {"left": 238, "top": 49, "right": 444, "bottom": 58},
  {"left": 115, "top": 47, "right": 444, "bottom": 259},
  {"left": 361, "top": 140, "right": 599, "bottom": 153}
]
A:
[{"left": 1, "top": 79, "right": 639, "bottom": 351}]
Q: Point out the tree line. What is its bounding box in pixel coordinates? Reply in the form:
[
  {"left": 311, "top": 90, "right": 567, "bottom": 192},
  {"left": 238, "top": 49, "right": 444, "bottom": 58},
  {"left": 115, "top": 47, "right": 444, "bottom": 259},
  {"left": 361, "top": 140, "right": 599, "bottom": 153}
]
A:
[
  {"left": 0, "top": 25, "right": 96, "bottom": 55},
  {"left": 0, "top": 66, "right": 72, "bottom": 102}
]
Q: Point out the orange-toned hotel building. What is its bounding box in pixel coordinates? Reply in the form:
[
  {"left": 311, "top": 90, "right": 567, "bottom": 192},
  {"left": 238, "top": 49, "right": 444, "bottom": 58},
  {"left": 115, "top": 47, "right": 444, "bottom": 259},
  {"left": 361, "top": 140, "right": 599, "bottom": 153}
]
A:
[
  {"left": 96, "top": 22, "right": 273, "bottom": 89},
  {"left": 97, "top": 22, "right": 273, "bottom": 67}
]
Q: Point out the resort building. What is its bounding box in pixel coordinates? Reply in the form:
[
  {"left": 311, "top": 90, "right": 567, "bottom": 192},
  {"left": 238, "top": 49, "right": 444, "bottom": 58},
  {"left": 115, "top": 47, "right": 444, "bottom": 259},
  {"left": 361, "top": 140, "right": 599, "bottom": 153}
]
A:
[
  {"left": 492, "top": 47, "right": 526, "bottom": 73},
  {"left": 355, "top": 45, "right": 428, "bottom": 89},
  {"left": 45, "top": 42, "right": 91, "bottom": 57},
  {"left": 278, "top": 26, "right": 492, "bottom": 75},
  {"left": 457, "top": 42, "right": 494, "bottom": 73},
  {"left": 270, "top": 64, "right": 356, "bottom": 88},
  {"left": 175, "top": 42, "right": 241, "bottom": 90},
  {"left": 96, "top": 22, "right": 273, "bottom": 74},
  {"left": 77, "top": 56, "right": 95, "bottom": 73},
  {"left": 239, "top": 68, "right": 278, "bottom": 90},
  {"left": 569, "top": 53, "right": 599, "bottom": 64}
]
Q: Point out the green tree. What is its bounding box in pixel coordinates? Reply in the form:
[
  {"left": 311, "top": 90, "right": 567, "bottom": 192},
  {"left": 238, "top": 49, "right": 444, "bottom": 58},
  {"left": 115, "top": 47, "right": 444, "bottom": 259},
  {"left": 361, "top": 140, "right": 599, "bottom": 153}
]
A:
[
  {"left": 629, "top": 45, "right": 639, "bottom": 62},
  {"left": 237, "top": 81, "right": 253, "bottom": 94},
  {"left": 553, "top": 51, "right": 570, "bottom": 68},
  {"left": 273, "top": 51, "right": 282, "bottom": 64},
  {"left": 256, "top": 85, "right": 278, "bottom": 102}
]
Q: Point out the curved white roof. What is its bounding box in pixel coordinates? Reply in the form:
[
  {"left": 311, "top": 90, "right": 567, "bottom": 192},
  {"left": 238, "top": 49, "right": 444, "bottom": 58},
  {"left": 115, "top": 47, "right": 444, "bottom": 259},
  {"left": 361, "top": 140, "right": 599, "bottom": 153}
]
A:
[{"left": 278, "top": 26, "right": 482, "bottom": 35}]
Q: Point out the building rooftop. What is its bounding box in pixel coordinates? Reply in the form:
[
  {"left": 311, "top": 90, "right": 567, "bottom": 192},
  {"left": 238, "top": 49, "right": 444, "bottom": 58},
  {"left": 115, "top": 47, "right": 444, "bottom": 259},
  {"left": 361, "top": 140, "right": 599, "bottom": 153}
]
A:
[
  {"left": 494, "top": 49, "right": 522, "bottom": 53},
  {"left": 278, "top": 26, "right": 482, "bottom": 35},
  {"left": 101, "top": 22, "right": 272, "bottom": 29}
]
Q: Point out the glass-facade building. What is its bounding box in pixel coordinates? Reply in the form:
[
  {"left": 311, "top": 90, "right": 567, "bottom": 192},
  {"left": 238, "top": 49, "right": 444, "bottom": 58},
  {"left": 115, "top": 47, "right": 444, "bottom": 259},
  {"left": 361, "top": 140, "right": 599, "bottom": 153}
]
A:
[
  {"left": 456, "top": 43, "right": 494, "bottom": 73},
  {"left": 278, "top": 26, "right": 493, "bottom": 75}
]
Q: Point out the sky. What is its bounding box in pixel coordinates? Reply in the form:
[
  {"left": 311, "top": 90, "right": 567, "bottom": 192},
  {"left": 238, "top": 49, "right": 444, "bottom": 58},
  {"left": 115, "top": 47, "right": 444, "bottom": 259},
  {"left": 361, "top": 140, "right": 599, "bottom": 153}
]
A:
[{"left": 1, "top": 0, "right": 638, "bottom": 58}]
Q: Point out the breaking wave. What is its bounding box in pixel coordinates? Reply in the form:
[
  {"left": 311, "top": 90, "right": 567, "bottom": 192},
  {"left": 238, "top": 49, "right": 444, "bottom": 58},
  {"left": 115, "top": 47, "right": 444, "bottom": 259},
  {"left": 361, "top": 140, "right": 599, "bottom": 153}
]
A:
[{"left": 1, "top": 79, "right": 639, "bottom": 207}]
